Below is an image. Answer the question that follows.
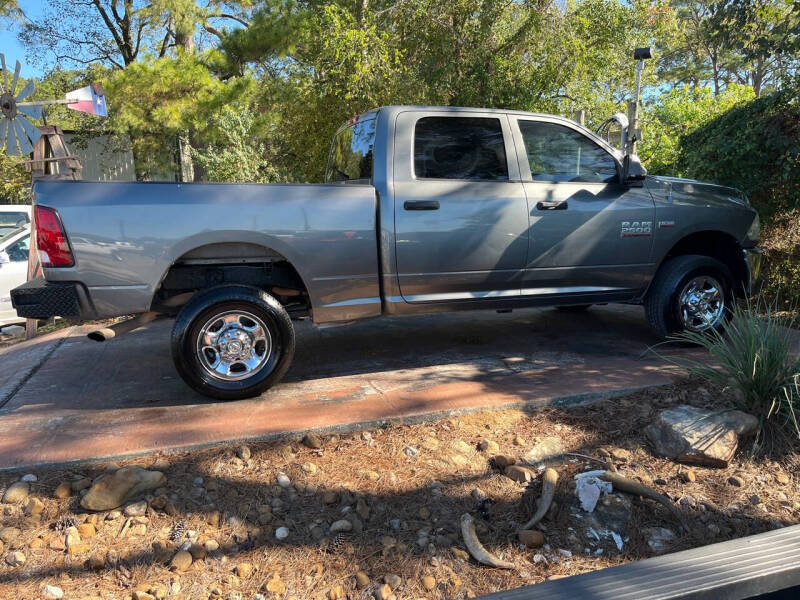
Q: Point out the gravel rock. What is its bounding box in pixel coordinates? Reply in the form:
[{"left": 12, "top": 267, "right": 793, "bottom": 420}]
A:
[
  {"left": 422, "top": 575, "right": 436, "bottom": 591},
  {"left": 236, "top": 562, "right": 253, "bottom": 578},
  {"left": 0, "top": 526, "right": 20, "bottom": 545},
  {"left": 491, "top": 455, "right": 516, "bottom": 468},
  {"left": 645, "top": 405, "right": 758, "bottom": 468},
  {"left": 523, "top": 437, "right": 566, "bottom": 464},
  {"left": 452, "top": 440, "right": 472, "bottom": 454},
  {"left": 644, "top": 527, "right": 676, "bottom": 554},
  {"left": 24, "top": 497, "right": 45, "bottom": 516},
  {"left": 275, "top": 526, "right": 289, "bottom": 540},
  {"left": 376, "top": 583, "right": 394, "bottom": 600},
  {"left": 330, "top": 519, "right": 352, "bottom": 534},
  {"left": 680, "top": 468, "right": 697, "bottom": 483},
  {"left": 5, "top": 550, "right": 25, "bottom": 566},
  {"left": 169, "top": 550, "right": 192, "bottom": 571},
  {"left": 303, "top": 432, "right": 324, "bottom": 449},
  {"left": 236, "top": 445, "right": 251, "bottom": 460},
  {"left": 81, "top": 467, "right": 165, "bottom": 511},
  {"left": 276, "top": 473, "right": 291, "bottom": 488},
  {"left": 2, "top": 482, "right": 29, "bottom": 504},
  {"left": 518, "top": 530, "right": 545, "bottom": 548},
  {"left": 88, "top": 553, "right": 106, "bottom": 570},
  {"left": 479, "top": 439, "right": 499, "bottom": 453},
  {"left": 776, "top": 472, "right": 790, "bottom": 485},
  {"left": 21, "top": 474, "right": 38, "bottom": 483},
  {"left": 355, "top": 571, "right": 370, "bottom": 589},
  {"left": 124, "top": 500, "right": 148, "bottom": 516},
  {"left": 728, "top": 476, "right": 745, "bottom": 487},
  {"left": 384, "top": 574, "right": 402, "bottom": 589},
  {"left": 42, "top": 585, "right": 64, "bottom": 599},
  {"left": 53, "top": 482, "right": 71, "bottom": 499},
  {"left": 504, "top": 465, "right": 533, "bottom": 483}
]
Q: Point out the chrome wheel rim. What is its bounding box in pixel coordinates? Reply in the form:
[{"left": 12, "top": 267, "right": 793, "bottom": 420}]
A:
[
  {"left": 678, "top": 276, "right": 725, "bottom": 332},
  {"left": 196, "top": 310, "right": 272, "bottom": 381}
]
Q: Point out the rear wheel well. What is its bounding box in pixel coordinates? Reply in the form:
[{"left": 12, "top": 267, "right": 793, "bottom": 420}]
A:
[
  {"left": 660, "top": 231, "right": 748, "bottom": 297},
  {"left": 152, "top": 243, "right": 311, "bottom": 318}
]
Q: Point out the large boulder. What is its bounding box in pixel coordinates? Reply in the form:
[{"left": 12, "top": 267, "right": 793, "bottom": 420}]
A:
[
  {"left": 645, "top": 405, "right": 758, "bottom": 468},
  {"left": 80, "top": 467, "right": 166, "bottom": 511}
]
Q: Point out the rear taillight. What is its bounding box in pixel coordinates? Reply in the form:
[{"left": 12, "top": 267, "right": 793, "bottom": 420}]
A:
[{"left": 35, "top": 205, "right": 74, "bottom": 267}]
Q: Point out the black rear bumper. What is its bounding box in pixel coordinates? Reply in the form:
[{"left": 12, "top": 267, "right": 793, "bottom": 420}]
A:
[{"left": 11, "top": 277, "right": 82, "bottom": 320}]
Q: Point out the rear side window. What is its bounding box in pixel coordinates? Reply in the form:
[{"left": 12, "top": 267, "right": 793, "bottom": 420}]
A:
[
  {"left": 325, "top": 117, "right": 376, "bottom": 183},
  {"left": 414, "top": 117, "right": 508, "bottom": 181},
  {"left": 517, "top": 120, "right": 618, "bottom": 183}
]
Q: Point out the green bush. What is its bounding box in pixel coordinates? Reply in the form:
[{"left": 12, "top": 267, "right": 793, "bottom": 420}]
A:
[
  {"left": 677, "top": 84, "right": 800, "bottom": 218},
  {"left": 761, "top": 210, "right": 800, "bottom": 308},
  {"left": 666, "top": 299, "right": 800, "bottom": 445}
]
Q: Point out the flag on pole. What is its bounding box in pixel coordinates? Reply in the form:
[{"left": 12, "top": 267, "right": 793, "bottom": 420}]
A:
[{"left": 66, "top": 83, "right": 108, "bottom": 117}]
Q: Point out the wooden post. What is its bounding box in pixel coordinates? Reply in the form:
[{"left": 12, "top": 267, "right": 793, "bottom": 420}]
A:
[
  {"left": 23, "top": 126, "right": 82, "bottom": 339},
  {"left": 573, "top": 110, "right": 585, "bottom": 126}
]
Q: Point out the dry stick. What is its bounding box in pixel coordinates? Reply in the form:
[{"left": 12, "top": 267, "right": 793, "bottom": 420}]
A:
[
  {"left": 519, "top": 468, "right": 559, "bottom": 531},
  {"left": 460, "top": 513, "right": 516, "bottom": 569},
  {"left": 598, "top": 470, "right": 686, "bottom": 531}
]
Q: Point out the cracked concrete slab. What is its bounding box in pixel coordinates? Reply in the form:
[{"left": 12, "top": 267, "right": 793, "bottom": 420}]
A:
[{"left": 0, "top": 305, "right": 699, "bottom": 470}]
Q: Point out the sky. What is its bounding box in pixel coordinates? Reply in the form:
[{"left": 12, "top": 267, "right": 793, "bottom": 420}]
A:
[{"left": 0, "top": 1, "right": 46, "bottom": 77}]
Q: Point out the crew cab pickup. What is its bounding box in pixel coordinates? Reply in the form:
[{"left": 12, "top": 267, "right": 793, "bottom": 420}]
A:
[{"left": 12, "top": 105, "right": 762, "bottom": 400}]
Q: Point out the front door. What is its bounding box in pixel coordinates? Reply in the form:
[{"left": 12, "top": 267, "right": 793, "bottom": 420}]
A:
[
  {"left": 511, "top": 118, "right": 655, "bottom": 297},
  {"left": 393, "top": 112, "right": 529, "bottom": 302}
]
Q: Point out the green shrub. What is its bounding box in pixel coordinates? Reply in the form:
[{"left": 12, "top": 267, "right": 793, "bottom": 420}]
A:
[
  {"left": 677, "top": 84, "right": 800, "bottom": 218},
  {"left": 761, "top": 210, "right": 800, "bottom": 308},
  {"left": 665, "top": 298, "right": 800, "bottom": 445}
]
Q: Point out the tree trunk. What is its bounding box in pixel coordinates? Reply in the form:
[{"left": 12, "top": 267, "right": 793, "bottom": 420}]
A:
[{"left": 178, "top": 134, "right": 195, "bottom": 182}]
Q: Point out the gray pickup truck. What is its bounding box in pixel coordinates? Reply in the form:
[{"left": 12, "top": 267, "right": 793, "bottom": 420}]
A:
[{"left": 12, "top": 105, "right": 761, "bottom": 399}]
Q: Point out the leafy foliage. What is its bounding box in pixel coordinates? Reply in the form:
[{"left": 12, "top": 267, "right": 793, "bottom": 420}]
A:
[
  {"left": 192, "top": 105, "right": 286, "bottom": 183},
  {"left": 677, "top": 83, "right": 800, "bottom": 215},
  {"left": 760, "top": 209, "right": 800, "bottom": 308},
  {"left": 640, "top": 84, "right": 755, "bottom": 175},
  {"left": 0, "top": 153, "right": 31, "bottom": 204}
]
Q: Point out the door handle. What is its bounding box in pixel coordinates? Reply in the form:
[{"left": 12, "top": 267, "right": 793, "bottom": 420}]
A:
[
  {"left": 536, "top": 200, "right": 568, "bottom": 211},
  {"left": 404, "top": 200, "right": 440, "bottom": 211}
]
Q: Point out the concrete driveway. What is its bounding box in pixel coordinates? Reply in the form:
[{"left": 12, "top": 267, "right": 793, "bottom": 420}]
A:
[{"left": 0, "top": 305, "right": 694, "bottom": 470}]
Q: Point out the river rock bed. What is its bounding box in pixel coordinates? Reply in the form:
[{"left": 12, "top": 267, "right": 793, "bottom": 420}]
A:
[{"left": 1, "top": 378, "right": 798, "bottom": 599}]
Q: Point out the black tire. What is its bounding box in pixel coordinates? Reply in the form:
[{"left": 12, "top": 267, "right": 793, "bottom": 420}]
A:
[
  {"left": 644, "top": 255, "right": 733, "bottom": 340},
  {"left": 555, "top": 304, "right": 592, "bottom": 312},
  {"left": 171, "top": 285, "right": 295, "bottom": 400}
]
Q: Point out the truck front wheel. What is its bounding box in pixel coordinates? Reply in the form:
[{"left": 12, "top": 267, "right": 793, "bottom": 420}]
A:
[
  {"left": 171, "top": 285, "right": 295, "bottom": 400},
  {"left": 644, "top": 255, "right": 734, "bottom": 340}
]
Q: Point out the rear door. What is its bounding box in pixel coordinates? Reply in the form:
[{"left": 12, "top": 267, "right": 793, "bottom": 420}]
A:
[
  {"left": 393, "top": 111, "right": 529, "bottom": 302},
  {"left": 511, "top": 117, "right": 655, "bottom": 296}
]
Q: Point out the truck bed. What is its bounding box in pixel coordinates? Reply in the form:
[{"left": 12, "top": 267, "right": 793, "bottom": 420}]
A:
[{"left": 33, "top": 180, "right": 381, "bottom": 324}]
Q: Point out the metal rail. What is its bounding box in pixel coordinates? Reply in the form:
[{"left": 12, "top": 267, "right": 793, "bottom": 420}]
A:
[{"left": 479, "top": 525, "right": 800, "bottom": 600}]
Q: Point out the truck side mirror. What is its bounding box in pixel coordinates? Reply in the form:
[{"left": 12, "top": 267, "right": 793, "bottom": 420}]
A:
[{"left": 622, "top": 154, "right": 647, "bottom": 186}]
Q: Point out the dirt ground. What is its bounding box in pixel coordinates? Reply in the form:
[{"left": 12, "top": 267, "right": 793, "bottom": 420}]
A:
[{"left": 1, "top": 378, "right": 798, "bottom": 600}]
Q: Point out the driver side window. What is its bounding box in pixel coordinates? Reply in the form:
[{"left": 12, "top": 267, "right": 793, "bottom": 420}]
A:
[{"left": 518, "top": 120, "right": 618, "bottom": 184}]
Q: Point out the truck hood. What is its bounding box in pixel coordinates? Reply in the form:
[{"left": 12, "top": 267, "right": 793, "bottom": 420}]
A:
[{"left": 646, "top": 175, "right": 750, "bottom": 208}]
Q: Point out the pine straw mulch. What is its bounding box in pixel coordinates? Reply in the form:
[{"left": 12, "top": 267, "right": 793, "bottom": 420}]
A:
[{"left": 1, "top": 378, "right": 799, "bottom": 600}]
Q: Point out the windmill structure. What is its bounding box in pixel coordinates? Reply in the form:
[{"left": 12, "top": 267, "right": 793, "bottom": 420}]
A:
[
  {"left": 0, "top": 54, "right": 108, "bottom": 179},
  {"left": 0, "top": 54, "right": 109, "bottom": 337}
]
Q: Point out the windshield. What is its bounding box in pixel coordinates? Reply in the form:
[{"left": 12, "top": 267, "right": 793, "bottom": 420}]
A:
[
  {"left": 325, "top": 117, "right": 376, "bottom": 183},
  {"left": 0, "top": 211, "right": 29, "bottom": 236},
  {"left": 0, "top": 226, "right": 28, "bottom": 246}
]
